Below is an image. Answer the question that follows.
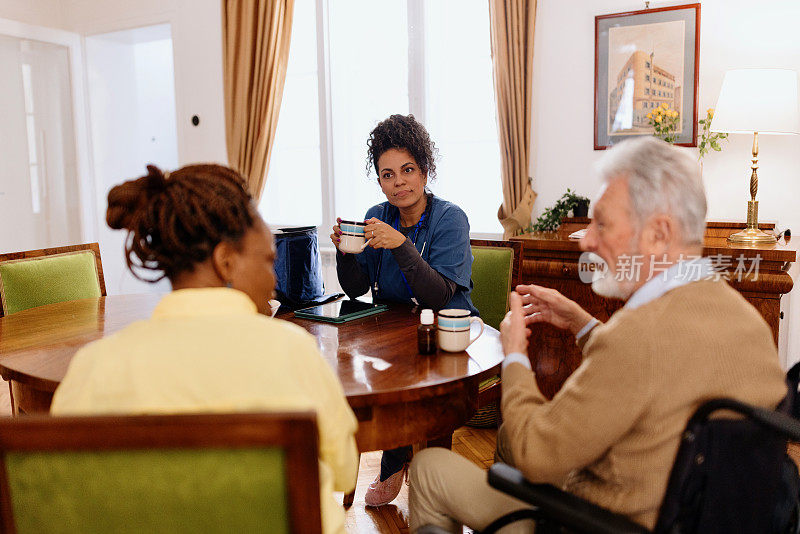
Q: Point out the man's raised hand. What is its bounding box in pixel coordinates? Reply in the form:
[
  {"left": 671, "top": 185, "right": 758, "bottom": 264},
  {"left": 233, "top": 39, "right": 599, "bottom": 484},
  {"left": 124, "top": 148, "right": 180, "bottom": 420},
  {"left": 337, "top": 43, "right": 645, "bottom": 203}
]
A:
[{"left": 515, "top": 284, "right": 594, "bottom": 336}]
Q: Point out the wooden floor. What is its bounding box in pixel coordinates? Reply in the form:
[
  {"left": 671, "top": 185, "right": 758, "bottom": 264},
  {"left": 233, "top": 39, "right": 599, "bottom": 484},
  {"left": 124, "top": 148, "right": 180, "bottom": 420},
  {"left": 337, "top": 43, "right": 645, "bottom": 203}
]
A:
[
  {"left": 337, "top": 426, "right": 497, "bottom": 534},
  {"left": 0, "top": 382, "right": 11, "bottom": 417}
]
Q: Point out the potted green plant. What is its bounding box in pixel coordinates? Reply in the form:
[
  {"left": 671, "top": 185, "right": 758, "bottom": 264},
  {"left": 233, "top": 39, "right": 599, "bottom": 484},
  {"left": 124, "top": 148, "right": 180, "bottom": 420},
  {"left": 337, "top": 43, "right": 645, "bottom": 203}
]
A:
[
  {"left": 566, "top": 190, "right": 590, "bottom": 217},
  {"left": 530, "top": 189, "right": 591, "bottom": 232}
]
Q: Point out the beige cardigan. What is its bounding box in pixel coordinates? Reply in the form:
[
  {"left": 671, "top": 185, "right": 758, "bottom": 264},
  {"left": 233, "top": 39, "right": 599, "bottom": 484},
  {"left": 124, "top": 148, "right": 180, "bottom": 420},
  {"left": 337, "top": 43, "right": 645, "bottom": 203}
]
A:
[{"left": 501, "top": 280, "right": 787, "bottom": 529}]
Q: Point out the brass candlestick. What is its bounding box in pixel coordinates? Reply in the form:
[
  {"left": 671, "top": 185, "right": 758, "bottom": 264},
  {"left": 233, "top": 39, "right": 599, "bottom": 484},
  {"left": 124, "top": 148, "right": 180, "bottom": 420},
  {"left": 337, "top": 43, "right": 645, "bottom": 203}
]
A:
[{"left": 727, "top": 132, "right": 777, "bottom": 244}]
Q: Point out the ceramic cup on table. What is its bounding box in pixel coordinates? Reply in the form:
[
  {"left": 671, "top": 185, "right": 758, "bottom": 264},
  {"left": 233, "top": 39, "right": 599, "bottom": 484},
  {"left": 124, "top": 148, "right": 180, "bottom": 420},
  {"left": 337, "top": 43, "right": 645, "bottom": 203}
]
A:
[
  {"left": 437, "top": 309, "right": 484, "bottom": 352},
  {"left": 338, "top": 220, "right": 372, "bottom": 254}
]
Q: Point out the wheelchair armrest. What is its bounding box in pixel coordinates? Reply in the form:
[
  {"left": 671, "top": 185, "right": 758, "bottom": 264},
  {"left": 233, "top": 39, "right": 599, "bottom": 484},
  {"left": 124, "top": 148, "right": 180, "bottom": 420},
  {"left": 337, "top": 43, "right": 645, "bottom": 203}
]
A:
[
  {"left": 692, "top": 398, "right": 800, "bottom": 442},
  {"left": 488, "top": 463, "right": 650, "bottom": 534}
]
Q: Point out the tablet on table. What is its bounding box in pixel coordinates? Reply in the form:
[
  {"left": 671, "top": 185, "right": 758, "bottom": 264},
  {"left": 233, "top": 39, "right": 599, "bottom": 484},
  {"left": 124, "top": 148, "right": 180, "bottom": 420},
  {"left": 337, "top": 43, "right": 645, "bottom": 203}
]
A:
[{"left": 293, "top": 299, "right": 388, "bottom": 323}]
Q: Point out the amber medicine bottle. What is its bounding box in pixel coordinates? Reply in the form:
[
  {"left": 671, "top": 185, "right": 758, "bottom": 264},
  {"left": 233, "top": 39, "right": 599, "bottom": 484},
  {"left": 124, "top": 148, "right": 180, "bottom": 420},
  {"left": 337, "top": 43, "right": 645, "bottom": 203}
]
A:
[{"left": 417, "top": 309, "right": 437, "bottom": 354}]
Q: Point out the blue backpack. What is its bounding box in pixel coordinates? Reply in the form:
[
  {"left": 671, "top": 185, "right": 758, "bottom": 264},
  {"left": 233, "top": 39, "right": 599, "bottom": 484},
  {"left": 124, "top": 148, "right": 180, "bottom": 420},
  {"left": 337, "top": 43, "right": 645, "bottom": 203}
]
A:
[{"left": 273, "top": 226, "right": 324, "bottom": 310}]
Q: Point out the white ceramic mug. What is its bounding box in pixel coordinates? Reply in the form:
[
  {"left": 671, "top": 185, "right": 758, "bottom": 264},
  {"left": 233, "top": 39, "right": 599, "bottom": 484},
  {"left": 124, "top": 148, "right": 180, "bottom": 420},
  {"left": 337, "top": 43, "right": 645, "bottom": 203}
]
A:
[
  {"left": 338, "top": 220, "right": 372, "bottom": 254},
  {"left": 437, "top": 309, "right": 484, "bottom": 352}
]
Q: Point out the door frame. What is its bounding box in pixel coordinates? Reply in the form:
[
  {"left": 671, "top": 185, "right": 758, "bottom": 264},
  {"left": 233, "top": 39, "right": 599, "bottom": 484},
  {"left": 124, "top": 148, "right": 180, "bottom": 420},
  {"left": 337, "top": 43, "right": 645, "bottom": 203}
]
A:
[{"left": 0, "top": 18, "right": 97, "bottom": 245}]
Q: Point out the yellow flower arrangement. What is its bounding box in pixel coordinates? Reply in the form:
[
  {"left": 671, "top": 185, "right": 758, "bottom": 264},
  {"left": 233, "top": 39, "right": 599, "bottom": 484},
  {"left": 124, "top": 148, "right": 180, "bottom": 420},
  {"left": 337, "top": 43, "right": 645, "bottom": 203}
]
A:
[
  {"left": 646, "top": 103, "right": 680, "bottom": 143},
  {"left": 698, "top": 107, "right": 728, "bottom": 159}
]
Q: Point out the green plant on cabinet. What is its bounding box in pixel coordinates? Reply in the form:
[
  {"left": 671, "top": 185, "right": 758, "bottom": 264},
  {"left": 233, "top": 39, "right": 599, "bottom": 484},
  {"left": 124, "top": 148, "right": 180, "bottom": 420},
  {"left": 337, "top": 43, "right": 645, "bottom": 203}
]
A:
[{"left": 530, "top": 189, "right": 590, "bottom": 232}]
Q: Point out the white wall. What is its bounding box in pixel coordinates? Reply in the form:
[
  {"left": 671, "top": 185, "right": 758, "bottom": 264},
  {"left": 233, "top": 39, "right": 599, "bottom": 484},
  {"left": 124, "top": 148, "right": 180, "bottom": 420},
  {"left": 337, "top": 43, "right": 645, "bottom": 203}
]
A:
[
  {"left": 63, "top": 0, "right": 227, "bottom": 166},
  {"left": 0, "top": 35, "right": 37, "bottom": 251},
  {"left": 531, "top": 0, "right": 800, "bottom": 366},
  {"left": 0, "top": 0, "right": 64, "bottom": 29},
  {"left": 84, "top": 33, "right": 140, "bottom": 295},
  {"left": 134, "top": 38, "right": 179, "bottom": 169},
  {"left": 85, "top": 29, "right": 178, "bottom": 295},
  {"left": 0, "top": 0, "right": 218, "bottom": 288},
  {"left": 64, "top": 0, "right": 226, "bottom": 294},
  {"left": 1, "top": 0, "right": 227, "bottom": 290},
  {"left": 0, "top": 19, "right": 92, "bottom": 255}
]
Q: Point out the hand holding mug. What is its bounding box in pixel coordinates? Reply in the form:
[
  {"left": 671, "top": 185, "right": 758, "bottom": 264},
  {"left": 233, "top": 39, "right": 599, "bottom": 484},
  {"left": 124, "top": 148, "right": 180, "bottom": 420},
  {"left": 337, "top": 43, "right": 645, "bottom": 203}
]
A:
[
  {"left": 330, "top": 218, "right": 343, "bottom": 250},
  {"left": 335, "top": 219, "right": 373, "bottom": 254},
  {"left": 364, "top": 218, "right": 407, "bottom": 250}
]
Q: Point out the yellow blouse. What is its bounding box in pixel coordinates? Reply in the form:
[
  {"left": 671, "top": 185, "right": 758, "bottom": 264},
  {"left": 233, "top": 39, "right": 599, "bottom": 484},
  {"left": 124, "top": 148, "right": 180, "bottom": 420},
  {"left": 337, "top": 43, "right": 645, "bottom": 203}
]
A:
[{"left": 52, "top": 287, "right": 359, "bottom": 534}]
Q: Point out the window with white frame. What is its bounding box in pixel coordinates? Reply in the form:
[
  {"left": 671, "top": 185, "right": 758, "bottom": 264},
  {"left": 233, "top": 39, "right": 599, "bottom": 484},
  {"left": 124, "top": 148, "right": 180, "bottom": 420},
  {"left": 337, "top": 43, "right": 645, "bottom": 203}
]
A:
[
  {"left": 260, "top": 0, "right": 503, "bottom": 237},
  {"left": 259, "top": 0, "right": 323, "bottom": 227}
]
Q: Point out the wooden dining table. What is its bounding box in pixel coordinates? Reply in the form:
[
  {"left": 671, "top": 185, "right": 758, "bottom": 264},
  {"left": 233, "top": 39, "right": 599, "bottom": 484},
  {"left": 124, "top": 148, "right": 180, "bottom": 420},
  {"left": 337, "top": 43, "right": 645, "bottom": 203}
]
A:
[{"left": 0, "top": 294, "right": 504, "bottom": 453}]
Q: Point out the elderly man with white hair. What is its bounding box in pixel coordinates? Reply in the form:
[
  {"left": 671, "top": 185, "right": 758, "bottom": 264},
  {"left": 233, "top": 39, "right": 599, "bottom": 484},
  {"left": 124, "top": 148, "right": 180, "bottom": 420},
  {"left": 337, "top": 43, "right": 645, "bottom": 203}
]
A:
[{"left": 409, "top": 137, "right": 787, "bottom": 533}]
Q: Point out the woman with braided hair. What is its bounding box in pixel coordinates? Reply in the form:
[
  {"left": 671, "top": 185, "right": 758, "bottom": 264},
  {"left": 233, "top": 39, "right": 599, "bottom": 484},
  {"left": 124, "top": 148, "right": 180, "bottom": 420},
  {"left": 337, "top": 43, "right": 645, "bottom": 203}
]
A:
[
  {"left": 332, "top": 114, "right": 478, "bottom": 507},
  {"left": 104, "top": 164, "right": 272, "bottom": 306},
  {"left": 51, "top": 164, "right": 358, "bottom": 534}
]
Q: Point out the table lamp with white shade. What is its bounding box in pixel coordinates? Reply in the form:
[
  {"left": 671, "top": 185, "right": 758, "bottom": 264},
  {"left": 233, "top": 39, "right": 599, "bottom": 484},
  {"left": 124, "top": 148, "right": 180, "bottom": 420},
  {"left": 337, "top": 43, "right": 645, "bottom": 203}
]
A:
[{"left": 711, "top": 69, "right": 799, "bottom": 244}]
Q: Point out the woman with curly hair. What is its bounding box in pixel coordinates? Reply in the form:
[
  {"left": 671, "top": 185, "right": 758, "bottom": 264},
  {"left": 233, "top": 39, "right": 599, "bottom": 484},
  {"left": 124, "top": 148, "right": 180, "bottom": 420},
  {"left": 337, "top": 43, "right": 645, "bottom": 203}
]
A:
[
  {"left": 331, "top": 114, "right": 478, "bottom": 507},
  {"left": 51, "top": 164, "right": 358, "bottom": 534}
]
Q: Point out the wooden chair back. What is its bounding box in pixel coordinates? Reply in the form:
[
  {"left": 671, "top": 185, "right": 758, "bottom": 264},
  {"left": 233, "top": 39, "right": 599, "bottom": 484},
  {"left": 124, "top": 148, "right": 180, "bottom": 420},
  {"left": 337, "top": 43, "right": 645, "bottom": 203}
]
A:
[{"left": 0, "top": 411, "right": 322, "bottom": 534}]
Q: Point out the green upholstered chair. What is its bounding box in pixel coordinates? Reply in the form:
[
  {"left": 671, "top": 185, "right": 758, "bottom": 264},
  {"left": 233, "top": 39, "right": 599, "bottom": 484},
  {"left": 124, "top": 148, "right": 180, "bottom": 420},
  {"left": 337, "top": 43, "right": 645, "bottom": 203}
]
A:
[
  {"left": 468, "top": 240, "right": 523, "bottom": 427},
  {"left": 0, "top": 243, "right": 106, "bottom": 318},
  {"left": 470, "top": 240, "right": 523, "bottom": 330},
  {"left": 0, "top": 411, "right": 322, "bottom": 534}
]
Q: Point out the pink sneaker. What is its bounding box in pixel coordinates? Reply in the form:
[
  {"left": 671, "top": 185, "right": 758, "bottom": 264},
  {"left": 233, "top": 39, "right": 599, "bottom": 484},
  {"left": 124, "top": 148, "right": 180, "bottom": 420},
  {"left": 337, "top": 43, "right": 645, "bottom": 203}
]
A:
[{"left": 364, "top": 463, "right": 409, "bottom": 507}]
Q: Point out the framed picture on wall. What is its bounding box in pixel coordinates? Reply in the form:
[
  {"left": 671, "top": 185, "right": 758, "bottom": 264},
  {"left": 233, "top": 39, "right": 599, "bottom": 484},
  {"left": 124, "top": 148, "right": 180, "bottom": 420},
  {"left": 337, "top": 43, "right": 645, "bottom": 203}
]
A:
[{"left": 594, "top": 3, "right": 700, "bottom": 150}]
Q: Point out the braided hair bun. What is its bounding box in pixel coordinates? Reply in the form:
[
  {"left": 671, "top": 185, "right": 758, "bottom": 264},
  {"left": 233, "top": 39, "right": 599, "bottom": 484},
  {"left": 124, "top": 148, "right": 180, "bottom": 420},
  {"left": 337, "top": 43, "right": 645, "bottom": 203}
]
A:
[
  {"left": 107, "top": 165, "right": 168, "bottom": 231},
  {"left": 106, "top": 164, "right": 255, "bottom": 282}
]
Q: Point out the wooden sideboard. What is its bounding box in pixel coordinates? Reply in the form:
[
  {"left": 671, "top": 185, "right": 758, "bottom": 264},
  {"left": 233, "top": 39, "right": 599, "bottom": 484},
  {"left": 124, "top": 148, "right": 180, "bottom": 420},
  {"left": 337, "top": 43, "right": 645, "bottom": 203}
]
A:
[{"left": 511, "top": 219, "right": 796, "bottom": 399}]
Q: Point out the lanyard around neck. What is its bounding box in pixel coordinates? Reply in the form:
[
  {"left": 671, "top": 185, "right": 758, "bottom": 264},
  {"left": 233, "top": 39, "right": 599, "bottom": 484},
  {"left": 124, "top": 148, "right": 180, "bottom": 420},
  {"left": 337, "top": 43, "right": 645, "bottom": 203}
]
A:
[
  {"left": 372, "top": 212, "right": 427, "bottom": 302},
  {"left": 393, "top": 212, "right": 426, "bottom": 245}
]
